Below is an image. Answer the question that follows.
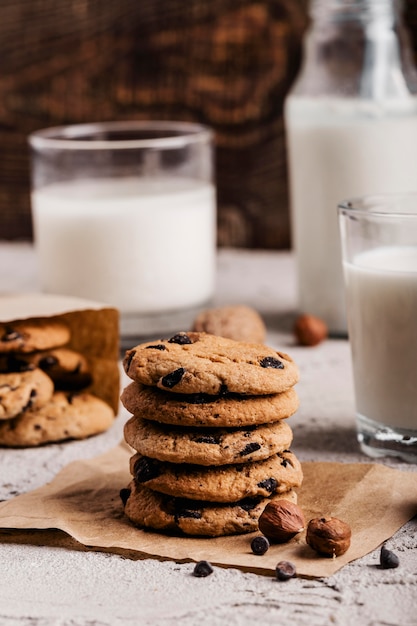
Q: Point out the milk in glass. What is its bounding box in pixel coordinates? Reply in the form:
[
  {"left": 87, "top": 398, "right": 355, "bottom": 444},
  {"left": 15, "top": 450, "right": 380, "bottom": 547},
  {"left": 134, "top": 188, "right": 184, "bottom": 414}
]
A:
[
  {"left": 32, "top": 177, "right": 216, "bottom": 313},
  {"left": 344, "top": 246, "right": 417, "bottom": 431}
]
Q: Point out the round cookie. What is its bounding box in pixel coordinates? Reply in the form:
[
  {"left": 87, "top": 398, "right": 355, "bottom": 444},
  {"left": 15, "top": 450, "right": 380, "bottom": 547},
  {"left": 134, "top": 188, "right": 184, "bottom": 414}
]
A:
[
  {"left": 0, "top": 368, "right": 54, "bottom": 420},
  {"left": 121, "top": 382, "right": 299, "bottom": 427},
  {"left": 0, "top": 320, "right": 70, "bottom": 353},
  {"left": 123, "top": 332, "right": 299, "bottom": 396},
  {"left": 122, "top": 480, "right": 298, "bottom": 537},
  {"left": 124, "top": 416, "right": 293, "bottom": 466},
  {"left": 129, "top": 450, "right": 303, "bottom": 503},
  {"left": 1, "top": 348, "right": 92, "bottom": 390},
  {"left": 192, "top": 305, "right": 266, "bottom": 344},
  {"left": 0, "top": 391, "right": 115, "bottom": 447}
]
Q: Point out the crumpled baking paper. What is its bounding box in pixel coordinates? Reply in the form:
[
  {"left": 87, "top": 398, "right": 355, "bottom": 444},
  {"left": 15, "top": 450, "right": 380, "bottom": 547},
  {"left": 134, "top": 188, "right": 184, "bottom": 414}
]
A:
[{"left": 0, "top": 442, "right": 416, "bottom": 578}]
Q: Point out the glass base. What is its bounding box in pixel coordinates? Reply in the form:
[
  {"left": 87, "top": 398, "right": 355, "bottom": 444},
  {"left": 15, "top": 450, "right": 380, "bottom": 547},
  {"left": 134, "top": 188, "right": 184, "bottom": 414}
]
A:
[
  {"left": 357, "top": 414, "right": 417, "bottom": 463},
  {"left": 119, "top": 302, "right": 210, "bottom": 352}
]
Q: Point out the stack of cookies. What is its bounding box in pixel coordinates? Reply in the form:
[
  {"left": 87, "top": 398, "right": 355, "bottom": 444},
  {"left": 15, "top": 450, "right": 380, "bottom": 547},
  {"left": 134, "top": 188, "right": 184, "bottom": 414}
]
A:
[
  {"left": 0, "top": 319, "right": 115, "bottom": 447},
  {"left": 120, "top": 331, "right": 303, "bottom": 537}
]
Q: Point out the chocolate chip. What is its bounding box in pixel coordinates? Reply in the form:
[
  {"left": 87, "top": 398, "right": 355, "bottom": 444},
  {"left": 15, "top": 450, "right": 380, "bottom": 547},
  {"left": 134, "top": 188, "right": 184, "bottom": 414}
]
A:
[
  {"left": 161, "top": 368, "right": 185, "bottom": 388},
  {"left": 124, "top": 350, "right": 136, "bottom": 372},
  {"left": 6, "top": 356, "right": 33, "bottom": 372},
  {"left": 251, "top": 536, "right": 270, "bottom": 555},
  {"left": 119, "top": 488, "right": 131, "bottom": 506},
  {"left": 168, "top": 333, "right": 193, "bottom": 345},
  {"left": 193, "top": 560, "right": 214, "bottom": 577},
  {"left": 275, "top": 560, "right": 296, "bottom": 581},
  {"left": 133, "top": 457, "right": 161, "bottom": 483},
  {"left": 194, "top": 433, "right": 222, "bottom": 445},
  {"left": 174, "top": 500, "right": 202, "bottom": 520},
  {"left": 257, "top": 478, "right": 278, "bottom": 493},
  {"left": 1, "top": 329, "right": 22, "bottom": 343},
  {"left": 259, "top": 357, "right": 284, "bottom": 369},
  {"left": 219, "top": 384, "right": 229, "bottom": 395},
  {"left": 145, "top": 344, "right": 166, "bottom": 351},
  {"left": 380, "top": 545, "right": 400, "bottom": 569},
  {"left": 238, "top": 497, "right": 260, "bottom": 512},
  {"left": 239, "top": 442, "right": 261, "bottom": 456},
  {"left": 38, "top": 356, "right": 59, "bottom": 370}
]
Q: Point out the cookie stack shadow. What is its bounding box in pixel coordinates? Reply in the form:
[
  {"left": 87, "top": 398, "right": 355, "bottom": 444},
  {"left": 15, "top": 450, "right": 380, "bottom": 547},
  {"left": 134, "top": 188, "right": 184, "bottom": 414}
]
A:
[{"left": 120, "top": 331, "right": 303, "bottom": 537}]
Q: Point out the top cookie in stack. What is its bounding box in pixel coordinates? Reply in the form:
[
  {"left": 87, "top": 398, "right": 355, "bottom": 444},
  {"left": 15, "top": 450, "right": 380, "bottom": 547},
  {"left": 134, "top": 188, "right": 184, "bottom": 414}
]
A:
[{"left": 120, "top": 331, "right": 302, "bottom": 537}]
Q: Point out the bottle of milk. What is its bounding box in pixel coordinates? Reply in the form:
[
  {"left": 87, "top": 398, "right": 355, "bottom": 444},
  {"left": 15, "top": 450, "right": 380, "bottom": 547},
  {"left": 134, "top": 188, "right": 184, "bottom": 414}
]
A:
[{"left": 285, "top": 0, "right": 417, "bottom": 334}]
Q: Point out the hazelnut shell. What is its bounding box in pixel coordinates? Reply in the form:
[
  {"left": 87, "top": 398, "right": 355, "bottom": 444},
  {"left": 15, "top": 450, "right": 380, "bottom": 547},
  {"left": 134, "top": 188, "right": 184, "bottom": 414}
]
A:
[
  {"left": 306, "top": 516, "right": 351, "bottom": 557},
  {"left": 258, "top": 500, "right": 305, "bottom": 543}
]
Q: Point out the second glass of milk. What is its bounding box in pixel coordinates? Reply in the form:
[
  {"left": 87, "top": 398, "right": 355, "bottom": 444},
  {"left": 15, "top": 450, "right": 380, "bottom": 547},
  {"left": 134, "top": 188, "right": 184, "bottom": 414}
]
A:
[
  {"left": 29, "top": 121, "right": 216, "bottom": 342},
  {"left": 339, "top": 193, "right": 417, "bottom": 463}
]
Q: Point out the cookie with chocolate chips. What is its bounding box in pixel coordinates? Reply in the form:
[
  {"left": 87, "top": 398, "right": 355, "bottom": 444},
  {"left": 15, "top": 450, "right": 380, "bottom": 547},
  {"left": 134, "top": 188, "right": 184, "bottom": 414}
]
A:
[
  {"left": 192, "top": 305, "right": 266, "bottom": 344},
  {"left": 123, "top": 332, "right": 299, "bottom": 396},
  {"left": 122, "top": 480, "right": 298, "bottom": 537},
  {"left": 124, "top": 416, "right": 293, "bottom": 466},
  {"left": 129, "top": 450, "right": 303, "bottom": 503},
  {"left": 0, "top": 320, "right": 70, "bottom": 353},
  {"left": 121, "top": 382, "right": 299, "bottom": 427},
  {"left": 0, "top": 391, "right": 115, "bottom": 447},
  {"left": 0, "top": 368, "right": 54, "bottom": 420},
  {"left": 1, "top": 348, "right": 92, "bottom": 390}
]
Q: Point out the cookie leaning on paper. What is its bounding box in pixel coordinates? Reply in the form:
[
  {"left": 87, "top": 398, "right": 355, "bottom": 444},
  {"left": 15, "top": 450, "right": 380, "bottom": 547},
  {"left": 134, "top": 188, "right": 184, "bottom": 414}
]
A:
[
  {"left": 124, "top": 416, "right": 293, "bottom": 466},
  {"left": 0, "top": 391, "right": 115, "bottom": 447},
  {"left": 123, "top": 332, "right": 299, "bottom": 395},
  {"left": 0, "top": 368, "right": 54, "bottom": 420},
  {"left": 122, "top": 480, "right": 298, "bottom": 537},
  {"left": 0, "top": 320, "right": 71, "bottom": 353}
]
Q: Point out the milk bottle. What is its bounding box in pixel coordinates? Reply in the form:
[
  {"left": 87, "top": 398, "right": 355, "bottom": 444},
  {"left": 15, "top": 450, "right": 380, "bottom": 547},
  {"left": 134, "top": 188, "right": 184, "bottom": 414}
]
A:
[{"left": 285, "top": 0, "right": 417, "bottom": 334}]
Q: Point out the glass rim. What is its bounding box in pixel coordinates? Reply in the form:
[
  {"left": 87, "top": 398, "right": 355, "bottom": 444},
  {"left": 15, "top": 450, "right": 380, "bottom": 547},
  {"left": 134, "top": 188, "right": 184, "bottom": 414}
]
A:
[
  {"left": 338, "top": 192, "right": 417, "bottom": 219},
  {"left": 28, "top": 120, "right": 213, "bottom": 151}
]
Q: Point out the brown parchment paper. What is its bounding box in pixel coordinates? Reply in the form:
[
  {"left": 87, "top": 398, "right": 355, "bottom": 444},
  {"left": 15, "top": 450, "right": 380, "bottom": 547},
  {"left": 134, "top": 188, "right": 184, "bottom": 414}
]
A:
[
  {"left": 0, "top": 442, "right": 416, "bottom": 578},
  {"left": 0, "top": 293, "right": 120, "bottom": 412}
]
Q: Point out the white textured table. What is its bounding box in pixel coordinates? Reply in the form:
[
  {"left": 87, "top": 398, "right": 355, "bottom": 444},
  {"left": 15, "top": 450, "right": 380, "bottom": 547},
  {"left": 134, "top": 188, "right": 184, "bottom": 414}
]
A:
[{"left": 0, "top": 242, "right": 416, "bottom": 626}]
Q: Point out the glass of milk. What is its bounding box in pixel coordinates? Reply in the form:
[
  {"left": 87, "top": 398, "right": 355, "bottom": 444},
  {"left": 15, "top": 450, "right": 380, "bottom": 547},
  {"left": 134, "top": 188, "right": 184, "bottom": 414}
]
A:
[
  {"left": 338, "top": 194, "right": 417, "bottom": 462},
  {"left": 29, "top": 121, "right": 216, "bottom": 343}
]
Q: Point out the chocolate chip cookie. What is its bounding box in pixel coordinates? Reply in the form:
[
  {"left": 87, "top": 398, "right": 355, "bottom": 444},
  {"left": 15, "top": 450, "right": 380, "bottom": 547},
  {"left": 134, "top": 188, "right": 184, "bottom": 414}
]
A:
[
  {"left": 0, "top": 320, "right": 70, "bottom": 353},
  {"left": 192, "top": 305, "right": 266, "bottom": 343},
  {"left": 124, "top": 416, "right": 293, "bottom": 466},
  {"left": 129, "top": 450, "right": 302, "bottom": 502},
  {"left": 122, "top": 480, "right": 298, "bottom": 537},
  {"left": 1, "top": 348, "right": 92, "bottom": 390},
  {"left": 123, "top": 332, "right": 299, "bottom": 395},
  {"left": 0, "top": 368, "right": 54, "bottom": 420},
  {"left": 121, "top": 382, "right": 299, "bottom": 427},
  {"left": 0, "top": 391, "right": 115, "bottom": 447}
]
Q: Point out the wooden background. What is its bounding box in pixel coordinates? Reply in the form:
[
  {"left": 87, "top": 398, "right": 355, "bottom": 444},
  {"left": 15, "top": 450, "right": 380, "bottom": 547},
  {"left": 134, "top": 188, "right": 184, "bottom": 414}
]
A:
[{"left": 1, "top": 0, "right": 416, "bottom": 248}]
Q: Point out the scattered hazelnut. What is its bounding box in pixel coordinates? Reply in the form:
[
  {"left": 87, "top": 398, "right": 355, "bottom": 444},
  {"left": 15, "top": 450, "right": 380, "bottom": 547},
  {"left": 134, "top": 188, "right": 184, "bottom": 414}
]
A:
[
  {"left": 258, "top": 500, "right": 305, "bottom": 543},
  {"left": 306, "top": 516, "right": 351, "bottom": 557},
  {"left": 294, "top": 314, "right": 328, "bottom": 346}
]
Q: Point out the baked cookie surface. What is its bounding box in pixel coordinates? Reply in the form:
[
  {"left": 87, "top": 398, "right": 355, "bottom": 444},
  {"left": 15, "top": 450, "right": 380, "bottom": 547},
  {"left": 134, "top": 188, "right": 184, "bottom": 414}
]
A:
[
  {"left": 129, "top": 450, "right": 303, "bottom": 502},
  {"left": 0, "top": 348, "right": 92, "bottom": 390},
  {"left": 0, "top": 368, "right": 54, "bottom": 420},
  {"left": 192, "top": 305, "right": 266, "bottom": 344},
  {"left": 121, "top": 382, "right": 299, "bottom": 427},
  {"left": 124, "top": 416, "right": 293, "bottom": 466},
  {"left": 122, "top": 480, "right": 297, "bottom": 537},
  {"left": 123, "top": 332, "right": 299, "bottom": 395},
  {"left": 0, "top": 391, "right": 115, "bottom": 447},
  {"left": 0, "top": 320, "right": 70, "bottom": 353}
]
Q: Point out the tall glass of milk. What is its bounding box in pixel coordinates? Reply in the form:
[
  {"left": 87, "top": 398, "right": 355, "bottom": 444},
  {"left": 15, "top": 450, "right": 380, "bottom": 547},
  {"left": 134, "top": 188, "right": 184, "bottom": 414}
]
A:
[
  {"left": 285, "top": 0, "right": 417, "bottom": 335},
  {"left": 29, "top": 121, "right": 216, "bottom": 343},
  {"left": 339, "top": 193, "right": 417, "bottom": 462}
]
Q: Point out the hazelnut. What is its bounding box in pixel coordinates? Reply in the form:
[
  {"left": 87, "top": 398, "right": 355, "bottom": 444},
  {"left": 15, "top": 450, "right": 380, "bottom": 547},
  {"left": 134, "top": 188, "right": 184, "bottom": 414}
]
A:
[
  {"left": 294, "top": 314, "right": 328, "bottom": 346},
  {"left": 306, "top": 516, "right": 351, "bottom": 557},
  {"left": 258, "top": 500, "right": 305, "bottom": 543}
]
